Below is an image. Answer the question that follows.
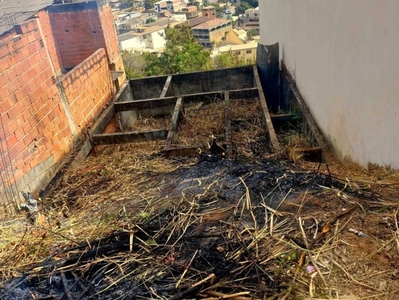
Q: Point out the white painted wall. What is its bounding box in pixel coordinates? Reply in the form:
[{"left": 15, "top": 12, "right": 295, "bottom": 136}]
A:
[
  {"left": 149, "top": 30, "right": 166, "bottom": 49},
  {"left": 260, "top": 0, "right": 399, "bottom": 169},
  {"left": 119, "top": 36, "right": 146, "bottom": 50}
]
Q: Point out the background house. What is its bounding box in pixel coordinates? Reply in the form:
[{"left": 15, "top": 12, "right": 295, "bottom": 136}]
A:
[
  {"left": 118, "top": 15, "right": 186, "bottom": 51},
  {"left": 192, "top": 18, "right": 233, "bottom": 48},
  {"left": 201, "top": 6, "right": 216, "bottom": 18},
  {"left": 118, "top": 26, "right": 166, "bottom": 51},
  {"left": 212, "top": 41, "right": 257, "bottom": 63},
  {"left": 180, "top": 5, "right": 199, "bottom": 19},
  {"left": 259, "top": 0, "right": 399, "bottom": 169},
  {"left": 238, "top": 6, "right": 259, "bottom": 34}
]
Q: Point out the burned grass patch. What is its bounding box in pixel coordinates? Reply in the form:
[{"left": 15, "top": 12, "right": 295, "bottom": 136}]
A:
[{"left": 1, "top": 144, "right": 398, "bottom": 299}]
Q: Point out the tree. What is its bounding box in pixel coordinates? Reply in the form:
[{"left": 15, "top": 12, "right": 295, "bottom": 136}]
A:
[
  {"left": 121, "top": 24, "right": 254, "bottom": 78},
  {"left": 245, "top": 0, "right": 259, "bottom": 8},
  {"left": 143, "top": 24, "right": 211, "bottom": 76},
  {"left": 208, "top": 3, "right": 224, "bottom": 18},
  {"left": 212, "top": 51, "right": 253, "bottom": 69},
  {"left": 234, "top": 2, "right": 251, "bottom": 16},
  {"left": 121, "top": 50, "right": 147, "bottom": 79},
  {"left": 145, "top": 17, "right": 156, "bottom": 24}
]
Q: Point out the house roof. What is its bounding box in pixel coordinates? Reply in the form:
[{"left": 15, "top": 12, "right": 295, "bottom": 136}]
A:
[
  {"left": 192, "top": 18, "right": 231, "bottom": 30},
  {"left": 118, "top": 26, "right": 165, "bottom": 41},
  {"left": 187, "top": 16, "right": 213, "bottom": 27},
  {"left": 212, "top": 41, "right": 258, "bottom": 57},
  {"left": 0, "top": 0, "right": 53, "bottom": 35},
  {"left": 142, "top": 17, "right": 181, "bottom": 28}
]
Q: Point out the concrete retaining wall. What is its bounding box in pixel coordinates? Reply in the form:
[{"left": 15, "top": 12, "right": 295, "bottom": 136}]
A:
[{"left": 259, "top": 0, "right": 399, "bottom": 169}]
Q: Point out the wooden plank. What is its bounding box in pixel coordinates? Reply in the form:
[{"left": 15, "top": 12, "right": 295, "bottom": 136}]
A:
[
  {"left": 92, "top": 129, "right": 167, "bottom": 145},
  {"left": 114, "top": 97, "right": 178, "bottom": 112},
  {"left": 159, "top": 75, "right": 172, "bottom": 98},
  {"left": 166, "top": 97, "right": 183, "bottom": 145},
  {"left": 252, "top": 65, "right": 282, "bottom": 153}
]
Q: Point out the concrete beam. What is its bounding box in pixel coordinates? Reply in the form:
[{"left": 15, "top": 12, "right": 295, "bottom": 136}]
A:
[
  {"left": 69, "top": 104, "right": 116, "bottom": 169},
  {"left": 160, "top": 75, "right": 172, "bottom": 98},
  {"left": 183, "top": 88, "right": 259, "bottom": 104},
  {"left": 114, "top": 97, "right": 178, "bottom": 112},
  {"left": 92, "top": 129, "right": 168, "bottom": 145}
]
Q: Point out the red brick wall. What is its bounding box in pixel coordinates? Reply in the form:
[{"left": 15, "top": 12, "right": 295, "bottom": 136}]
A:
[
  {"left": 98, "top": 4, "right": 121, "bottom": 68},
  {"left": 98, "top": 3, "right": 126, "bottom": 86},
  {"left": 36, "top": 10, "right": 63, "bottom": 74},
  {"left": 49, "top": 7, "right": 105, "bottom": 69},
  {"left": 60, "top": 48, "right": 113, "bottom": 130},
  {"left": 0, "top": 1, "right": 125, "bottom": 206},
  {"left": 0, "top": 19, "right": 73, "bottom": 184}
]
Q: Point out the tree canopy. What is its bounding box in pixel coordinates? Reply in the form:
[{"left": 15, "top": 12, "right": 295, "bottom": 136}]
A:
[
  {"left": 234, "top": 2, "right": 252, "bottom": 16},
  {"left": 122, "top": 23, "right": 255, "bottom": 78},
  {"left": 143, "top": 24, "right": 211, "bottom": 76}
]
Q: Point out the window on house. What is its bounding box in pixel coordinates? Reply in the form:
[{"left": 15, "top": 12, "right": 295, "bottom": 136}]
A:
[{"left": 246, "top": 50, "right": 252, "bottom": 54}]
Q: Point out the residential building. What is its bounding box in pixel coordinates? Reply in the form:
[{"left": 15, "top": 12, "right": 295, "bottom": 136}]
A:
[
  {"left": 180, "top": 5, "right": 199, "bottom": 19},
  {"left": 187, "top": 16, "right": 212, "bottom": 28},
  {"left": 242, "top": 6, "right": 259, "bottom": 22},
  {"left": 212, "top": 41, "right": 258, "bottom": 63},
  {"left": 154, "top": 0, "right": 181, "bottom": 14},
  {"left": 117, "top": 15, "right": 144, "bottom": 34},
  {"left": 118, "top": 26, "right": 167, "bottom": 51},
  {"left": 118, "top": 16, "right": 186, "bottom": 51},
  {"left": 225, "top": 28, "right": 247, "bottom": 45},
  {"left": 192, "top": 18, "right": 233, "bottom": 48},
  {"left": 239, "top": 6, "right": 259, "bottom": 34},
  {"left": 201, "top": 6, "right": 216, "bottom": 19}
]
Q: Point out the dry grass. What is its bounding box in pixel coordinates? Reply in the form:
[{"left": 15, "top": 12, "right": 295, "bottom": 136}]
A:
[{"left": 0, "top": 98, "right": 398, "bottom": 299}]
